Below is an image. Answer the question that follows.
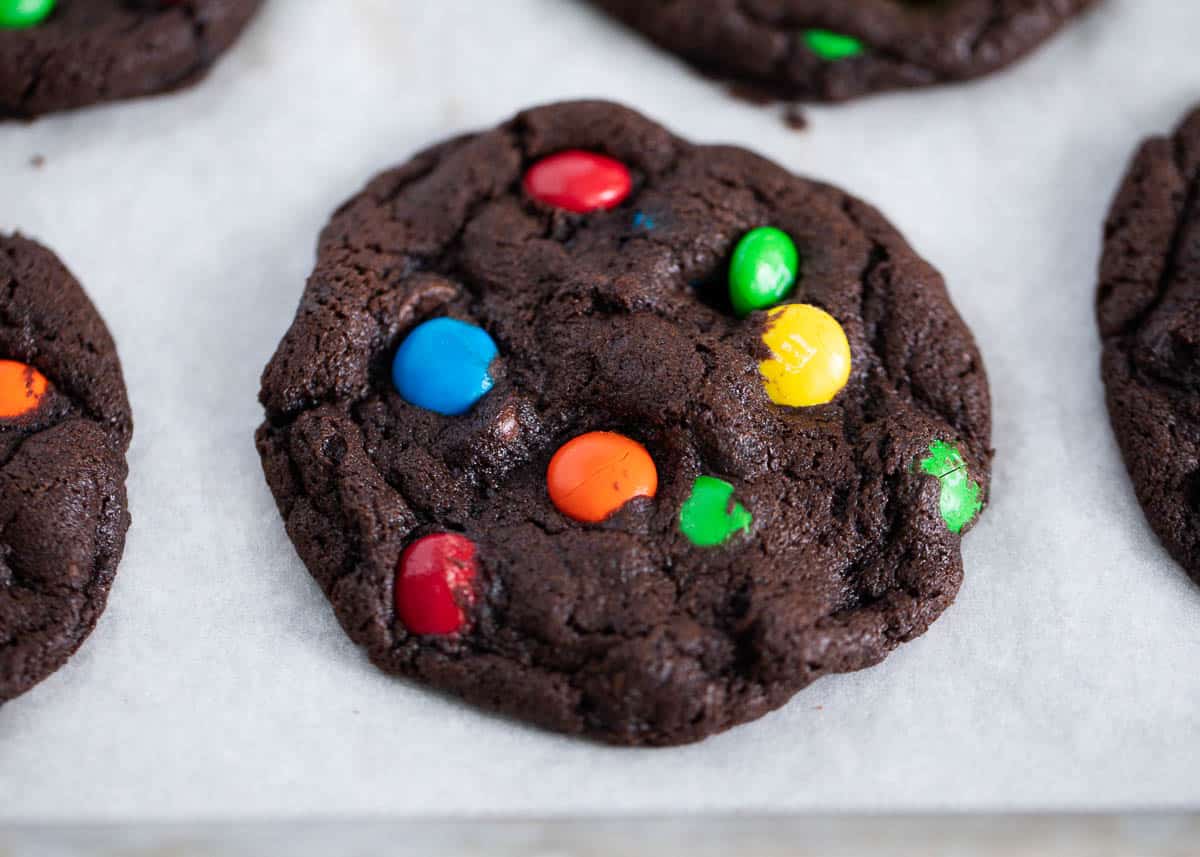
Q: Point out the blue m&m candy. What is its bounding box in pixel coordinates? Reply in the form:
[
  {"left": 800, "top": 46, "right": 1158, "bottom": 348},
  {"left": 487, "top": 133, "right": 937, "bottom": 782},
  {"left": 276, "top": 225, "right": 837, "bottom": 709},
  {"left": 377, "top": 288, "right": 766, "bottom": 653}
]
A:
[{"left": 392, "top": 318, "right": 499, "bottom": 416}]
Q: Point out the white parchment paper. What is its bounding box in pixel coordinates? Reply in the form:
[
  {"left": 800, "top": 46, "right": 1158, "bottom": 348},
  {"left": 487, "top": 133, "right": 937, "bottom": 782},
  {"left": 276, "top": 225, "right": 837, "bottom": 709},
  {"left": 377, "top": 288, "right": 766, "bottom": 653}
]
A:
[{"left": 1, "top": 0, "right": 1198, "bottom": 822}]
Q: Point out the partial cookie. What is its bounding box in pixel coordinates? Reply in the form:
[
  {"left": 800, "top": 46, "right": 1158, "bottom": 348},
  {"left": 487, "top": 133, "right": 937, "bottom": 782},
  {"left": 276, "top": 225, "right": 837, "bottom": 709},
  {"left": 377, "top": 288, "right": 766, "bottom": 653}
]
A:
[
  {"left": 1099, "top": 106, "right": 1200, "bottom": 580},
  {"left": 0, "top": 234, "right": 132, "bottom": 703},
  {"left": 0, "top": 0, "right": 262, "bottom": 119},
  {"left": 589, "top": 0, "right": 1096, "bottom": 102},
  {"left": 257, "top": 100, "right": 992, "bottom": 746}
]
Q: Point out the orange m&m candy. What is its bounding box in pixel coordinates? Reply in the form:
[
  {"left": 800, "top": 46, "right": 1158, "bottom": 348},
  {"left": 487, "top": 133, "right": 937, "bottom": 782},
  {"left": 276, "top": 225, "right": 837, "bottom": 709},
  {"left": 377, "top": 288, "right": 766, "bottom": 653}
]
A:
[
  {"left": 0, "top": 360, "right": 49, "bottom": 418},
  {"left": 547, "top": 431, "right": 658, "bottom": 523}
]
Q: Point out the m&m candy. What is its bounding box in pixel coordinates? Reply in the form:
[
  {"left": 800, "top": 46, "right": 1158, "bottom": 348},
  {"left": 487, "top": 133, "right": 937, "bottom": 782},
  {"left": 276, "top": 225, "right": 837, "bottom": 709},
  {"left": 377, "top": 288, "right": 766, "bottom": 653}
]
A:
[
  {"left": 680, "top": 476, "right": 753, "bottom": 548},
  {"left": 758, "top": 304, "right": 851, "bottom": 407},
  {"left": 0, "top": 359, "right": 49, "bottom": 418},
  {"left": 547, "top": 431, "right": 657, "bottom": 523},
  {"left": 803, "top": 29, "right": 866, "bottom": 61},
  {"left": 918, "top": 440, "right": 983, "bottom": 534},
  {"left": 392, "top": 318, "right": 499, "bottom": 416},
  {"left": 396, "top": 533, "right": 479, "bottom": 636},
  {"left": 523, "top": 151, "right": 632, "bottom": 214},
  {"left": 0, "top": 0, "right": 54, "bottom": 28},
  {"left": 729, "top": 226, "right": 799, "bottom": 317}
]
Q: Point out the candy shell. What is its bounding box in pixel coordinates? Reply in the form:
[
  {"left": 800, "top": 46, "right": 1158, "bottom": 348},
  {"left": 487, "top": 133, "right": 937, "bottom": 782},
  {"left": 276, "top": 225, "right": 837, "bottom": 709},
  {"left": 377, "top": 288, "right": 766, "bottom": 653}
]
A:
[
  {"left": 524, "top": 151, "right": 632, "bottom": 214},
  {"left": 729, "top": 226, "right": 799, "bottom": 317},
  {"left": 0, "top": 0, "right": 55, "bottom": 29},
  {"left": 758, "top": 304, "right": 851, "bottom": 407},
  {"left": 547, "top": 431, "right": 657, "bottom": 523},
  {"left": 0, "top": 359, "right": 49, "bottom": 418},
  {"left": 680, "top": 476, "right": 752, "bottom": 547},
  {"left": 918, "top": 440, "right": 983, "bottom": 534},
  {"left": 804, "top": 29, "right": 865, "bottom": 61},
  {"left": 393, "top": 318, "right": 498, "bottom": 416},
  {"left": 396, "top": 533, "right": 479, "bottom": 636}
]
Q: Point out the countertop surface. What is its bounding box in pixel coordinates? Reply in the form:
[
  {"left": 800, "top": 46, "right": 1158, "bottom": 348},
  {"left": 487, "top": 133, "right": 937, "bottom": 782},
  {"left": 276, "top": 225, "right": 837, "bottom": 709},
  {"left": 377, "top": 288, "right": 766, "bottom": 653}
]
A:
[{"left": 6, "top": 816, "right": 1200, "bottom": 857}]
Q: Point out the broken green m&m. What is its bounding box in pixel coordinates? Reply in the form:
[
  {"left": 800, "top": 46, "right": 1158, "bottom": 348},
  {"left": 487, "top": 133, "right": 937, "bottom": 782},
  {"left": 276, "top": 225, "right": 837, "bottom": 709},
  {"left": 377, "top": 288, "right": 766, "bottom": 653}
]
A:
[
  {"left": 729, "top": 226, "right": 800, "bottom": 317},
  {"left": 803, "top": 29, "right": 866, "bottom": 61},
  {"left": 918, "top": 440, "right": 983, "bottom": 534},
  {"left": 680, "top": 476, "right": 753, "bottom": 547}
]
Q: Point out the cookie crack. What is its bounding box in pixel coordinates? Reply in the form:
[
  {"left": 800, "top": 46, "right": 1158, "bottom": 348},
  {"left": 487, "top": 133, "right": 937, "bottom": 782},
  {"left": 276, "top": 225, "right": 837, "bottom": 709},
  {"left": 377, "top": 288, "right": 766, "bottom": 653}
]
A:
[{"left": 1116, "top": 160, "right": 1200, "bottom": 346}]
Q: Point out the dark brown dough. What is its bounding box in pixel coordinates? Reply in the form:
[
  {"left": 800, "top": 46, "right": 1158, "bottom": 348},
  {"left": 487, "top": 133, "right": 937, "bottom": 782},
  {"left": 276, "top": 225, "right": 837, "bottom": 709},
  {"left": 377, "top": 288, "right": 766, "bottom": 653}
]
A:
[
  {"left": 257, "top": 101, "right": 992, "bottom": 745},
  {"left": 1099, "top": 106, "right": 1200, "bottom": 581},
  {"left": 0, "top": 0, "right": 262, "bottom": 119},
  {"left": 588, "top": 0, "right": 1097, "bottom": 102},
  {"left": 0, "top": 234, "right": 132, "bottom": 703}
]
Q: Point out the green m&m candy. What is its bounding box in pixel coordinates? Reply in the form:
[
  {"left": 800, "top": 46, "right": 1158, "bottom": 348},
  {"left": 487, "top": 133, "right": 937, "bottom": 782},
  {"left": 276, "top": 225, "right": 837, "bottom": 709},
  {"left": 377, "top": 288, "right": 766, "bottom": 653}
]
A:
[
  {"left": 729, "top": 226, "right": 799, "bottom": 317},
  {"left": 803, "top": 29, "right": 866, "bottom": 61},
  {"left": 680, "top": 476, "right": 753, "bottom": 547},
  {"left": 918, "top": 440, "right": 983, "bottom": 534},
  {"left": 0, "top": 0, "right": 55, "bottom": 29}
]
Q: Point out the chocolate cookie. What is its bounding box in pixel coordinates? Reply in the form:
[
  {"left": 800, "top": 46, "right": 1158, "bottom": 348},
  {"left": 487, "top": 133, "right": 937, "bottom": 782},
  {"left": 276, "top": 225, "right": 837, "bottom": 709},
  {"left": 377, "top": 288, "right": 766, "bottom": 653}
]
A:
[
  {"left": 257, "top": 100, "right": 992, "bottom": 745},
  {"left": 588, "top": 0, "right": 1097, "bottom": 102},
  {"left": 1099, "top": 106, "right": 1200, "bottom": 581},
  {"left": 0, "top": 0, "right": 262, "bottom": 119},
  {"left": 0, "top": 234, "right": 132, "bottom": 704}
]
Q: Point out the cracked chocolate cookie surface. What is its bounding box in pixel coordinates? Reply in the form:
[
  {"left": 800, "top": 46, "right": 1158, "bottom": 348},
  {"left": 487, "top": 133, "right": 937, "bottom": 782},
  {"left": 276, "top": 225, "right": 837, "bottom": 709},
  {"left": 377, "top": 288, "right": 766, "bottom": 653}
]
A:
[
  {"left": 257, "top": 100, "right": 992, "bottom": 746},
  {"left": 0, "top": 234, "right": 132, "bottom": 704},
  {"left": 588, "top": 0, "right": 1097, "bottom": 102},
  {"left": 1099, "top": 107, "right": 1200, "bottom": 582},
  {"left": 0, "top": 0, "right": 262, "bottom": 119}
]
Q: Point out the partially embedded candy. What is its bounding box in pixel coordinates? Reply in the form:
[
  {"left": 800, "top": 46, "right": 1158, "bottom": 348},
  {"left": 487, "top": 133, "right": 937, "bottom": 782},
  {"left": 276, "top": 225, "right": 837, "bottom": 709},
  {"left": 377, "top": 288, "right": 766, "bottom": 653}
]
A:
[
  {"left": 0, "top": 0, "right": 55, "bottom": 28},
  {"left": 396, "top": 533, "right": 479, "bottom": 636},
  {"left": 0, "top": 359, "right": 49, "bottom": 418},
  {"left": 729, "top": 226, "right": 799, "bottom": 317},
  {"left": 392, "top": 317, "right": 498, "bottom": 416},
  {"left": 547, "top": 431, "right": 657, "bottom": 523},
  {"left": 803, "top": 29, "right": 866, "bottom": 61},
  {"left": 680, "top": 476, "right": 752, "bottom": 547},
  {"left": 758, "top": 304, "right": 851, "bottom": 407},
  {"left": 523, "top": 151, "right": 632, "bottom": 214},
  {"left": 918, "top": 440, "right": 983, "bottom": 534}
]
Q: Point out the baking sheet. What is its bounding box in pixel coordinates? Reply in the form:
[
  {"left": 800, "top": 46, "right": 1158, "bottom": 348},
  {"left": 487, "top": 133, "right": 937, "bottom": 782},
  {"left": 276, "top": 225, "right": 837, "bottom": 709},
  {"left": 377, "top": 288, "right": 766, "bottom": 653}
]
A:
[{"left": 1, "top": 0, "right": 1198, "bottom": 822}]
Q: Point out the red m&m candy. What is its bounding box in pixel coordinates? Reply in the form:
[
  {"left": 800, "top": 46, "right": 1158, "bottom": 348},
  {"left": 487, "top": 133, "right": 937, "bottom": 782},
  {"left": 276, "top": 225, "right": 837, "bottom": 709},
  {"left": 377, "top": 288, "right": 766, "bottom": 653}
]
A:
[
  {"left": 396, "top": 533, "right": 479, "bottom": 636},
  {"left": 523, "top": 151, "right": 632, "bottom": 214}
]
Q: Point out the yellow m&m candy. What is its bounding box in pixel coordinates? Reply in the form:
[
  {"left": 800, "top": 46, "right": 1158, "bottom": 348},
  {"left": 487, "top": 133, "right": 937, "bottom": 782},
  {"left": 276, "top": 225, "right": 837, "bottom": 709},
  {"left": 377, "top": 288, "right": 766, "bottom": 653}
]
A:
[{"left": 758, "top": 304, "right": 851, "bottom": 407}]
